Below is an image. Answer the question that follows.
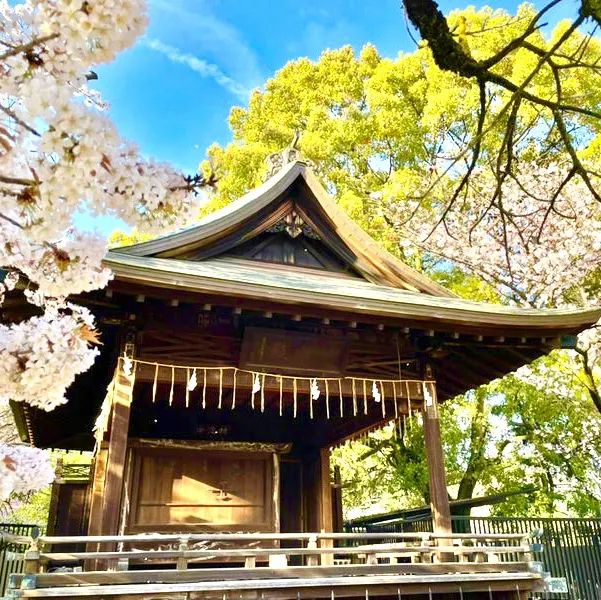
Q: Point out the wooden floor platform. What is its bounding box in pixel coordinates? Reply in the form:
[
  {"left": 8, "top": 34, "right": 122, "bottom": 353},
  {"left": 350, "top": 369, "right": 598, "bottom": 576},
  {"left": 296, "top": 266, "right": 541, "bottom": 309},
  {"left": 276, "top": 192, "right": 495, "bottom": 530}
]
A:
[{"left": 1, "top": 530, "right": 545, "bottom": 600}]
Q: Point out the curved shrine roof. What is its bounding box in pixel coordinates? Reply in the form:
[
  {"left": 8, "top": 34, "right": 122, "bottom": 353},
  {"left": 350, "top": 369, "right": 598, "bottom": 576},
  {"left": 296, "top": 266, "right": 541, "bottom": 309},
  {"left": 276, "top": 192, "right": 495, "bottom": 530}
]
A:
[{"left": 106, "top": 160, "right": 600, "bottom": 335}]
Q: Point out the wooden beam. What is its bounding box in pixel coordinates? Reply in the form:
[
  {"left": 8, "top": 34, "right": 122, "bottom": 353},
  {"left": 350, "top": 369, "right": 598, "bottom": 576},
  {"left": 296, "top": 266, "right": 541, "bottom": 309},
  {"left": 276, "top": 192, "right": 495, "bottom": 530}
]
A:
[
  {"left": 318, "top": 448, "right": 333, "bottom": 534},
  {"left": 99, "top": 362, "right": 135, "bottom": 541},
  {"left": 500, "top": 346, "right": 541, "bottom": 368},
  {"left": 45, "top": 459, "right": 63, "bottom": 537},
  {"left": 461, "top": 345, "right": 516, "bottom": 372},
  {"left": 85, "top": 448, "right": 108, "bottom": 569},
  {"left": 10, "top": 562, "right": 534, "bottom": 589},
  {"left": 449, "top": 348, "right": 507, "bottom": 381},
  {"left": 107, "top": 279, "right": 591, "bottom": 339},
  {"left": 12, "top": 572, "right": 541, "bottom": 598},
  {"left": 434, "top": 356, "right": 483, "bottom": 399},
  {"left": 332, "top": 467, "right": 344, "bottom": 533}
]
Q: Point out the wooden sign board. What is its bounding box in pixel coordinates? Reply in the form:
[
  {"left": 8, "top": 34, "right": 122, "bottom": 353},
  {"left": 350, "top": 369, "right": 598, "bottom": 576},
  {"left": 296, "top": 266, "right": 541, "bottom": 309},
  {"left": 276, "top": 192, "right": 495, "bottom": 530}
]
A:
[{"left": 239, "top": 327, "right": 348, "bottom": 377}]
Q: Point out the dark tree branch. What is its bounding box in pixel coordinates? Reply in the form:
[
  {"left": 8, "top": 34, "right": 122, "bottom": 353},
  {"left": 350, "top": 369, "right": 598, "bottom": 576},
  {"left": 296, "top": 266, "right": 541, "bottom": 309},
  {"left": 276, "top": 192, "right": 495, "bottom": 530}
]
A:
[
  {"left": 553, "top": 109, "right": 601, "bottom": 202},
  {"left": 403, "top": 1, "right": 595, "bottom": 116},
  {"left": 400, "top": 0, "right": 601, "bottom": 271},
  {"left": 0, "top": 174, "right": 35, "bottom": 186},
  {"left": 0, "top": 33, "right": 59, "bottom": 61},
  {"left": 580, "top": 0, "right": 601, "bottom": 29},
  {"left": 573, "top": 343, "right": 601, "bottom": 414},
  {"left": 0, "top": 104, "right": 40, "bottom": 137},
  {"left": 422, "top": 79, "right": 487, "bottom": 241}
]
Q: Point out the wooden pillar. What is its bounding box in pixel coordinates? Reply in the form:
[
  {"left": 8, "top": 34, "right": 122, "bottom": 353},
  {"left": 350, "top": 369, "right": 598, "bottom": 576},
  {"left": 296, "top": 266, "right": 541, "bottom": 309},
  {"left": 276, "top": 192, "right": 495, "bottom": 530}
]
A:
[
  {"left": 318, "top": 448, "right": 333, "bottom": 533},
  {"left": 99, "top": 358, "right": 135, "bottom": 539},
  {"left": 332, "top": 466, "right": 344, "bottom": 533},
  {"left": 45, "top": 458, "right": 63, "bottom": 537},
  {"left": 422, "top": 372, "right": 452, "bottom": 535},
  {"left": 87, "top": 447, "right": 108, "bottom": 541},
  {"left": 318, "top": 448, "right": 334, "bottom": 565}
]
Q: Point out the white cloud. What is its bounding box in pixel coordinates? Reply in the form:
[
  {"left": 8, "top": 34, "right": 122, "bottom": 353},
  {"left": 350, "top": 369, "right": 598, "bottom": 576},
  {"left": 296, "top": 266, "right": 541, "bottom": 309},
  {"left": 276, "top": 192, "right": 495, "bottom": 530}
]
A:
[
  {"left": 143, "top": 37, "right": 250, "bottom": 101},
  {"left": 148, "top": 0, "right": 264, "bottom": 89}
]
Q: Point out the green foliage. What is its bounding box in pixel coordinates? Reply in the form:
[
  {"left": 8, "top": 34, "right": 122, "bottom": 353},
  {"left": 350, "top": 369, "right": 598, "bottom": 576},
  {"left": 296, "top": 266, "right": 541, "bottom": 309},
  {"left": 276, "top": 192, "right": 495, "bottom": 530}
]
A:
[
  {"left": 3, "top": 452, "right": 93, "bottom": 528},
  {"left": 108, "top": 229, "right": 155, "bottom": 248},
  {"left": 431, "top": 267, "right": 502, "bottom": 303},
  {"left": 202, "top": 4, "right": 601, "bottom": 255},
  {"left": 332, "top": 423, "right": 428, "bottom": 515},
  {"left": 335, "top": 356, "right": 601, "bottom": 519},
  {"left": 5, "top": 488, "right": 52, "bottom": 526}
]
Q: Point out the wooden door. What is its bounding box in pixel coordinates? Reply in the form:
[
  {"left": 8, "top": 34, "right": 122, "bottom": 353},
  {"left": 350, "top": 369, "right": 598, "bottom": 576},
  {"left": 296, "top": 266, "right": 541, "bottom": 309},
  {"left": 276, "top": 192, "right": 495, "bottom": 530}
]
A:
[
  {"left": 129, "top": 449, "right": 275, "bottom": 532},
  {"left": 47, "top": 482, "right": 90, "bottom": 553}
]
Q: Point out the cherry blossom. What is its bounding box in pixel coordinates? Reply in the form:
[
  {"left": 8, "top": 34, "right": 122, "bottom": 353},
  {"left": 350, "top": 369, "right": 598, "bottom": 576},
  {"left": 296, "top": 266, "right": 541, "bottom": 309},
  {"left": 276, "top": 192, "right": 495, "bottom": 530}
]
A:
[
  {"left": 394, "top": 164, "right": 601, "bottom": 309},
  {"left": 0, "top": 443, "right": 54, "bottom": 500},
  {"left": 1, "top": 0, "right": 204, "bottom": 499},
  {"left": 0, "top": 303, "right": 100, "bottom": 411},
  {"left": 0, "top": 0, "right": 202, "bottom": 403},
  {"left": 393, "top": 162, "right": 601, "bottom": 406}
]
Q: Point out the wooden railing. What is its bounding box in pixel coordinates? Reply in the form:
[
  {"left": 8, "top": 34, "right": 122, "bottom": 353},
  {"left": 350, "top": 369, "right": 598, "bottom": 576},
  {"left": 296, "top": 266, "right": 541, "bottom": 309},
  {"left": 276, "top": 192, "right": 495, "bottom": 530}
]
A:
[{"left": 1, "top": 530, "right": 545, "bottom": 599}]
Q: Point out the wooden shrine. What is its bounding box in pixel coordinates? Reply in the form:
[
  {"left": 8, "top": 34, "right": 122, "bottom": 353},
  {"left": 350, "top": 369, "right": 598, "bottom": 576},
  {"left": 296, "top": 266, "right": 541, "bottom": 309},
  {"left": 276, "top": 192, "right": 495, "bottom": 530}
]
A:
[{"left": 7, "top": 151, "right": 601, "bottom": 599}]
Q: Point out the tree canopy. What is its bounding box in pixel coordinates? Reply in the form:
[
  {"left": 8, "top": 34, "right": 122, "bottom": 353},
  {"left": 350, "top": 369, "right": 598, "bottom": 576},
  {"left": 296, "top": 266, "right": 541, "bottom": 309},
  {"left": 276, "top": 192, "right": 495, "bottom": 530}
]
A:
[
  {"left": 403, "top": 0, "right": 601, "bottom": 214},
  {"left": 202, "top": 3, "right": 601, "bottom": 275},
  {"left": 334, "top": 355, "right": 601, "bottom": 518}
]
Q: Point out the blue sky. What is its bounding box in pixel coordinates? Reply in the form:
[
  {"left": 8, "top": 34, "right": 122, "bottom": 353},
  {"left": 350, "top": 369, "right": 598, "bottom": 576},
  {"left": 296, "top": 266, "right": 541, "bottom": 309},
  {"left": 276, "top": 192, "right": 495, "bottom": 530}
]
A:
[{"left": 93, "top": 0, "right": 580, "bottom": 178}]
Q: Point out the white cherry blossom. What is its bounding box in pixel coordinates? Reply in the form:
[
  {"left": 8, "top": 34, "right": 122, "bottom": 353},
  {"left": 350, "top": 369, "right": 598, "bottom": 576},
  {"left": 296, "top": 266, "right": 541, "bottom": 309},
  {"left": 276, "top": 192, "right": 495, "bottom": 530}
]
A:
[
  {"left": 0, "top": 444, "right": 54, "bottom": 500},
  {"left": 0, "top": 0, "right": 204, "bottom": 499},
  {"left": 395, "top": 165, "right": 601, "bottom": 308},
  {"left": 0, "top": 304, "right": 100, "bottom": 411}
]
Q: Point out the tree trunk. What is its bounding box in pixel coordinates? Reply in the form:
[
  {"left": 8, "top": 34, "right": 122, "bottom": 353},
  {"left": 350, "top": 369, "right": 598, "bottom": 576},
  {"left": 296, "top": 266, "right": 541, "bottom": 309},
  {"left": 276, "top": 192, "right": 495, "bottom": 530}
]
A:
[{"left": 454, "top": 389, "right": 490, "bottom": 516}]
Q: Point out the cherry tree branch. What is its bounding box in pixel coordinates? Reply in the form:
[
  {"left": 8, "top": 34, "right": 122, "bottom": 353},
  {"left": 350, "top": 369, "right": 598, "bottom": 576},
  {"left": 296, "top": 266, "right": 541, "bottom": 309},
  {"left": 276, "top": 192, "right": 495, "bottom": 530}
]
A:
[
  {"left": 0, "top": 33, "right": 59, "bottom": 61},
  {"left": 0, "top": 104, "right": 41, "bottom": 137},
  {"left": 0, "top": 174, "right": 35, "bottom": 186},
  {"left": 400, "top": 0, "right": 601, "bottom": 266}
]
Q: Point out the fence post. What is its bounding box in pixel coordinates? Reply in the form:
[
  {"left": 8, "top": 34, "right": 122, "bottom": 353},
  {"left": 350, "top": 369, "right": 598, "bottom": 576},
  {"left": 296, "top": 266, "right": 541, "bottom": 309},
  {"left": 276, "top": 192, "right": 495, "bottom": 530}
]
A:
[
  {"left": 23, "top": 533, "right": 40, "bottom": 576},
  {"left": 307, "top": 534, "right": 319, "bottom": 566},
  {"left": 176, "top": 536, "right": 190, "bottom": 571}
]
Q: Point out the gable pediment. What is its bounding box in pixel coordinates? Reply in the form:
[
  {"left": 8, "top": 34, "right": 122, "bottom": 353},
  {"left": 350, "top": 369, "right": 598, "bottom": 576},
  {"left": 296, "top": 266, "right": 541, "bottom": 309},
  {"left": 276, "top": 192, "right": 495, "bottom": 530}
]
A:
[
  {"left": 169, "top": 187, "right": 364, "bottom": 278},
  {"left": 224, "top": 230, "right": 358, "bottom": 275},
  {"left": 115, "top": 161, "right": 454, "bottom": 296}
]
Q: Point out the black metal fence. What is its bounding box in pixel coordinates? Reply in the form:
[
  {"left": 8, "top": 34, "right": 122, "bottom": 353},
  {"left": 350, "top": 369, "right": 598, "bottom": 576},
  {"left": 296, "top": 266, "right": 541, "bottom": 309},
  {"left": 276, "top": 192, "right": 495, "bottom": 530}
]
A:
[
  {"left": 0, "top": 523, "right": 40, "bottom": 596},
  {"left": 346, "top": 515, "right": 601, "bottom": 600}
]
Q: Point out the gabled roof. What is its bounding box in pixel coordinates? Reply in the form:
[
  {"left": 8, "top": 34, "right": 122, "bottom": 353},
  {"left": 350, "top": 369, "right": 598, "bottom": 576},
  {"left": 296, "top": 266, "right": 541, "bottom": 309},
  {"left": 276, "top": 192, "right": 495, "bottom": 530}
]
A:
[
  {"left": 105, "top": 159, "right": 600, "bottom": 334},
  {"left": 114, "top": 160, "right": 453, "bottom": 297}
]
